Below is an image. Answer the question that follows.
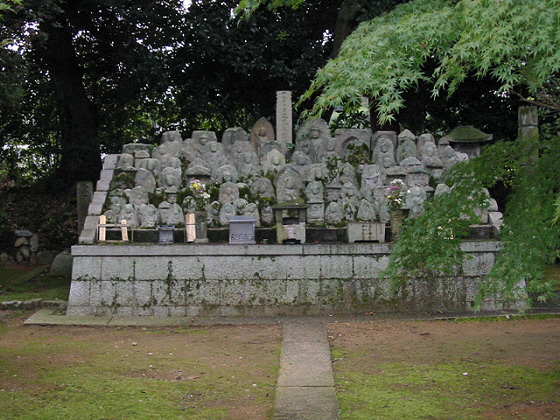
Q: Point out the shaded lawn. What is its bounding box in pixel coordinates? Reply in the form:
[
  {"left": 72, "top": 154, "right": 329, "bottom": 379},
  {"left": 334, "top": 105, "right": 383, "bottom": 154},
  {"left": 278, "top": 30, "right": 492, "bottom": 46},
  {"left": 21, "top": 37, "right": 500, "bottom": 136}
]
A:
[
  {"left": 0, "top": 313, "right": 281, "bottom": 419},
  {"left": 0, "top": 264, "right": 70, "bottom": 302},
  {"left": 328, "top": 317, "right": 560, "bottom": 419}
]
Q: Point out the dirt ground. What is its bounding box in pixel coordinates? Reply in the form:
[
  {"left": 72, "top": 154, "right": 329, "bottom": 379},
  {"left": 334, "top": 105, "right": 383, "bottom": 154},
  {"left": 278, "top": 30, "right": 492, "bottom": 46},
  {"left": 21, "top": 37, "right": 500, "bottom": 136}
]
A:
[
  {"left": 0, "top": 311, "right": 282, "bottom": 419},
  {"left": 2, "top": 311, "right": 560, "bottom": 419},
  {"left": 327, "top": 317, "right": 560, "bottom": 419}
]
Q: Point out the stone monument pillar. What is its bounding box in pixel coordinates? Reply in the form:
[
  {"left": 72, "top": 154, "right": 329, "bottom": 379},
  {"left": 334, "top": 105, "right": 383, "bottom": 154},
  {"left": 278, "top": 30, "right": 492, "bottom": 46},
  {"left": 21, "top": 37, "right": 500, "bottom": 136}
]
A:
[
  {"left": 518, "top": 106, "right": 539, "bottom": 165},
  {"left": 76, "top": 181, "right": 93, "bottom": 232},
  {"left": 518, "top": 106, "right": 538, "bottom": 140},
  {"left": 276, "top": 91, "right": 292, "bottom": 145}
]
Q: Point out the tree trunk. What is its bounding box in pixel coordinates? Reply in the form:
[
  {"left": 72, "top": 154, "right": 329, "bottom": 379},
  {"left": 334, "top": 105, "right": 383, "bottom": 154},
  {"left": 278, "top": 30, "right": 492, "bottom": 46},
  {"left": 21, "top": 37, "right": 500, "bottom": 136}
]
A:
[
  {"left": 38, "top": 17, "right": 101, "bottom": 183},
  {"left": 330, "top": 0, "right": 361, "bottom": 59}
]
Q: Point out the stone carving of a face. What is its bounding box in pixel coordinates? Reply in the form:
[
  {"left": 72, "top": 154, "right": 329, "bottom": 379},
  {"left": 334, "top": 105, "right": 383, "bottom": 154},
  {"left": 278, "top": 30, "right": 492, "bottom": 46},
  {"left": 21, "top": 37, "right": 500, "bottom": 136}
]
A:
[
  {"left": 199, "top": 134, "right": 209, "bottom": 145},
  {"left": 380, "top": 138, "right": 390, "bottom": 153}
]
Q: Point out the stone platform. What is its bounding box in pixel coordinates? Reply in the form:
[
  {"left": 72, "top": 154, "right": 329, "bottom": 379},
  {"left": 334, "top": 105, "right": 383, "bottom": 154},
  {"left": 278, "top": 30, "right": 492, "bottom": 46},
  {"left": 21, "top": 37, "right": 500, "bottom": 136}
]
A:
[{"left": 66, "top": 241, "right": 519, "bottom": 317}]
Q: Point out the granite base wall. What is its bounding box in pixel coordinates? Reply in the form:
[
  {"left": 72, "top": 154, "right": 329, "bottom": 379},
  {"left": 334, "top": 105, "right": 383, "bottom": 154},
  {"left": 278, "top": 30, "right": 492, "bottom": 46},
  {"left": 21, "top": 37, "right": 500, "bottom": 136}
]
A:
[{"left": 67, "top": 241, "right": 521, "bottom": 316}]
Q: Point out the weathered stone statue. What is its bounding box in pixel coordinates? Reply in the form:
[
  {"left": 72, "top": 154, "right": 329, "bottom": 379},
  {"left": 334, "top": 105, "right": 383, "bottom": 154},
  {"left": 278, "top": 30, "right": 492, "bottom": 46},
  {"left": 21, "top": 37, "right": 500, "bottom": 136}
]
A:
[
  {"left": 396, "top": 129, "right": 418, "bottom": 164},
  {"left": 213, "top": 164, "right": 239, "bottom": 184},
  {"left": 119, "top": 203, "right": 139, "bottom": 228},
  {"left": 222, "top": 127, "right": 248, "bottom": 157},
  {"left": 338, "top": 162, "right": 358, "bottom": 186},
  {"left": 250, "top": 118, "right": 275, "bottom": 156},
  {"left": 138, "top": 203, "right": 158, "bottom": 228},
  {"left": 297, "top": 118, "right": 330, "bottom": 156},
  {"left": 406, "top": 166, "right": 430, "bottom": 188},
  {"left": 289, "top": 151, "right": 312, "bottom": 182},
  {"left": 417, "top": 133, "right": 436, "bottom": 158},
  {"left": 357, "top": 199, "right": 377, "bottom": 222},
  {"left": 361, "top": 164, "right": 384, "bottom": 188},
  {"left": 219, "top": 182, "right": 240, "bottom": 205},
  {"left": 260, "top": 203, "right": 274, "bottom": 226},
  {"left": 262, "top": 149, "right": 286, "bottom": 175},
  {"left": 137, "top": 158, "right": 162, "bottom": 177},
  {"left": 340, "top": 182, "right": 360, "bottom": 219},
  {"left": 372, "top": 136, "right": 396, "bottom": 168},
  {"left": 182, "top": 130, "right": 217, "bottom": 162},
  {"left": 237, "top": 151, "right": 261, "bottom": 178},
  {"left": 153, "top": 130, "right": 183, "bottom": 159},
  {"left": 158, "top": 166, "right": 182, "bottom": 193},
  {"left": 219, "top": 202, "right": 236, "bottom": 225},
  {"left": 276, "top": 168, "right": 303, "bottom": 202},
  {"left": 125, "top": 186, "right": 149, "bottom": 206},
  {"left": 116, "top": 153, "right": 135, "bottom": 171},
  {"left": 135, "top": 168, "right": 157, "bottom": 192},
  {"left": 305, "top": 181, "right": 324, "bottom": 203},
  {"left": 250, "top": 176, "right": 275, "bottom": 199},
  {"left": 325, "top": 201, "right": 344, "bottom": 225},
  {"left": 406, "top": 186, "right": 427, "bottom": 220},
  {"left": 197, "top": 141, "right": 229, "bottom": 169},
  {"left": 158, "top": 194, "right": 184, "bottom": 225}
]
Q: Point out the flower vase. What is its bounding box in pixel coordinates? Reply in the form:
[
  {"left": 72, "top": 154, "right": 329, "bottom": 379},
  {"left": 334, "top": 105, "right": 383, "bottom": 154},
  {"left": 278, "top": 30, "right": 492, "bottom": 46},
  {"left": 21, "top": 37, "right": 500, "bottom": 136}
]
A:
[
  {"left": 194, "top": 211, "right": 209, "bottom": 244},
  {"left": 390, "top": 209, "right": 404, "bottom": 241}
]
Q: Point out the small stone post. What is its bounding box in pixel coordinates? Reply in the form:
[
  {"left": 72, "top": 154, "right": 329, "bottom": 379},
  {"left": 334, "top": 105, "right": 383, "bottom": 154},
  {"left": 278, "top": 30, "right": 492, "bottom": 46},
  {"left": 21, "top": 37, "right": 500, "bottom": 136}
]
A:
[
  {"left": 276, "top": 91, "right": 293, "bottom": 145},
  {"left": 518, "top": 106, "right": 538, "bottom": 140},
  {"left": 518, "top": 106, "right": 538, "bottom": 164},
  {"left": 76, "top": 181, "right": 93, "bottom": 233}
]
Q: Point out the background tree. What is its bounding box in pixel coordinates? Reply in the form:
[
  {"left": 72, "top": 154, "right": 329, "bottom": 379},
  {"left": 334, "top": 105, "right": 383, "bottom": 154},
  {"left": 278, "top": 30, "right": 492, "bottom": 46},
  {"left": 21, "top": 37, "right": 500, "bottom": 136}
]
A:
[
  {"left": 168, "top": 0, "right": 339, "bottom": 134},
  {"left": 1, "top": 0, "right": 184, "bottom": 184},
  {"left": 301, "top": 0, "right": 559, "bottom": 127}
]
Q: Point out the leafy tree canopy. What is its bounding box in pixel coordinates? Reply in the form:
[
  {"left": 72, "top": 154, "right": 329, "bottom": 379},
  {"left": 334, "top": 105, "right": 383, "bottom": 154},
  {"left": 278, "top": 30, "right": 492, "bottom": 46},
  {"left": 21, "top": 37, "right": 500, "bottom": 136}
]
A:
[{"left": 301, "top": 0, "right": 560, "bottom": 123}]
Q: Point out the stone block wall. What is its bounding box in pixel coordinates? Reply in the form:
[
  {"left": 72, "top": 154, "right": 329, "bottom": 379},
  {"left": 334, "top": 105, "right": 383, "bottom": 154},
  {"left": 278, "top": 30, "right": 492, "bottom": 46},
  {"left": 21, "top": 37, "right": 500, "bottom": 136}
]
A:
[{"left": 67, "top": 241, "right": 521, "bottom": 316}]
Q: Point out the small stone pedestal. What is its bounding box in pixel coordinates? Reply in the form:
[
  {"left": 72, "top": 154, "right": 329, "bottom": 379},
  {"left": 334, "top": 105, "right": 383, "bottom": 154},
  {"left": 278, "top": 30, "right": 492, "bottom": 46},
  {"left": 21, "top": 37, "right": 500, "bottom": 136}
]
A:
[
  {"left": 228, "top": 216, "right": 257, "bottom": 245},
  {"left": 272, "top": 203, "right": 309, "bottom": 244},
  {"left": 194, "top": 211, "right": 209, "bottom": 244},
  {"left": 346, "top": 222, "right": 385, "bottom": 243},
  {"left": 158, "top": 225, "right": 174, "bottom": 244}
]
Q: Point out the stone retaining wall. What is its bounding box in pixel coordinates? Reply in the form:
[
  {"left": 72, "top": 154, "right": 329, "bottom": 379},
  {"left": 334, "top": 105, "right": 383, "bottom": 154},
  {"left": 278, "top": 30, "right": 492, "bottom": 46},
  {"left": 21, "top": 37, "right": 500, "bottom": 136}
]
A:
[{"left": 67, "top": 241, "right": 521, "bottom": 316}]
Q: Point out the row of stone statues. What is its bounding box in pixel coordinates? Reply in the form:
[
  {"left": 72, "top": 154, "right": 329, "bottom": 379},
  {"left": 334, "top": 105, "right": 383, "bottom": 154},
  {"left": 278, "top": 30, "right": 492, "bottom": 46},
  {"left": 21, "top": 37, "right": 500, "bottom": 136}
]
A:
[{"left": 102, "top": 118, "right": 501, "bottom": 229}]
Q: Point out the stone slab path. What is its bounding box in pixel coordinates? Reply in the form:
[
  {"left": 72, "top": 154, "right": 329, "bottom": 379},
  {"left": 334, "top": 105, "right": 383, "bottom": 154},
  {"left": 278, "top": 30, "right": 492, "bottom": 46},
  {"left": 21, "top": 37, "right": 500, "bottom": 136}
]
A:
[{"left": 273, "top": 320, "right": 339, "bottom": 419}]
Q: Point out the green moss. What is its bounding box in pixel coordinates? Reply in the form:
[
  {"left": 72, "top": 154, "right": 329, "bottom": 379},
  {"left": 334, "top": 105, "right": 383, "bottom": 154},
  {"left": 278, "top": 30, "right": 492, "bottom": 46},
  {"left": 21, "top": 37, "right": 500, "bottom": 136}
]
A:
[
  {"left": 0, "top": 329, "right": 279, "bottom": 420},
  {"left": 110, "top": 170, "right": 136, "bottom": 190},
  {"left": 0, "top": 266, "right": 70, "bottom": 302},
  {"left": 334, "top": 358, "right": 560, "bottom": 419},
  {"left": 148, "top": 189, "right": 166, "bottom": 208}
]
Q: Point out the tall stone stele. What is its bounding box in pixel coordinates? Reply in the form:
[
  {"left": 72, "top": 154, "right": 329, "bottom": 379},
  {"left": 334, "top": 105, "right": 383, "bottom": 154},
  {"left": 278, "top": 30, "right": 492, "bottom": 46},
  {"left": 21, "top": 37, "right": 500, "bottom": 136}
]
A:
[{"left": 276, "top": 90, "right": 293, "bottom": 146}]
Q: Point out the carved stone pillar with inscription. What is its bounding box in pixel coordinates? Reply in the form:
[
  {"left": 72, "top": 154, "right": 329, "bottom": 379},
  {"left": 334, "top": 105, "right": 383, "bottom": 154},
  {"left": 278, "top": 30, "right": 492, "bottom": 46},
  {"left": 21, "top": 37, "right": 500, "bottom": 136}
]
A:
[{"left": 276, "top": 91, "right": 292, "bottom": 145}]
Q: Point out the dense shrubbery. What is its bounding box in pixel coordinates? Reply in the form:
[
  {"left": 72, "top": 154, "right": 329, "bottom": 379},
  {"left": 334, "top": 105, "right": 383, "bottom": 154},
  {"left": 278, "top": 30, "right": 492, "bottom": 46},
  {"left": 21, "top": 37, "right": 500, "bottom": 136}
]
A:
[{"left": 0, "top": 186, "right": 78, "bottom": 252}]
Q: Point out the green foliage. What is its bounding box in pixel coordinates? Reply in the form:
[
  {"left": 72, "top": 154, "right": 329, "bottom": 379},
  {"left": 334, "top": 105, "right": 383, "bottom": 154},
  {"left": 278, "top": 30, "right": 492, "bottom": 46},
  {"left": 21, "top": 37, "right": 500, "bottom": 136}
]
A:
[
  {"left": 172, "top": 0, "right": 336, "bottom": 134},
  {"left": 301, "top": 0, "right": 560, "bottom": 124},
  {"left": 383, "top": 134, "right": 560, "bottom": 308},
  {"left": 335, "top": 360, "right": 560, "bottom": 419},
  {"left": 479, "top": 137, "right": 560, "bottom": 307}
]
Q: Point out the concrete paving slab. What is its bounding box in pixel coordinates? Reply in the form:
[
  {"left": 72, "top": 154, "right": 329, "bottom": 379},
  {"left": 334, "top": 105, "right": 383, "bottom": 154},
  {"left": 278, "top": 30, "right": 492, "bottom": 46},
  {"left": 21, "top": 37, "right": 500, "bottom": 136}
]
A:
[
  {"left": 274, "top": 320, "right": 339, "bottom": 419},
  {"left": 274, "top": 386, "right": 339, "bottom": 420},
  {"left": 24, "top": 309, "right": 111, "bottom": 326},
  {"left": 108, "top": 316, "right": 196, "bottom": 327},
  {"left": 193, "top": 316, "right": 281, "bottom": 326},
  {"left": 278, "top": 341, "right": 334, "bottom": 387}
]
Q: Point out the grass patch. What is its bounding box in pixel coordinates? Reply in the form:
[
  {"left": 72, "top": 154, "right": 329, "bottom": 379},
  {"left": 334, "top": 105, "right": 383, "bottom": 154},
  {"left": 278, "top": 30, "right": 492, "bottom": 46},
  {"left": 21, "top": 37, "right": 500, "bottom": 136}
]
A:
[
  {"left": 0, "top": 323, "right": 281, "bottom": 419},
  {"left": 329, "top": 318, "right": 560, "bottom": 419},
  {"left": 453, "top": 313, "right": 560, "bottom": 323},
  {"left": 335, "top": 358, "right": 560, "bottom": 419},
  {"left": 545, "top": 264, "right": 560, "bottom": 291},
  {"left": 0, "top": 264, "right": 70, "bottom": 301}
]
